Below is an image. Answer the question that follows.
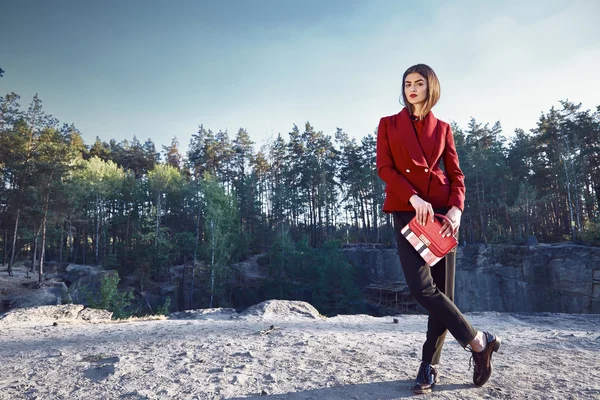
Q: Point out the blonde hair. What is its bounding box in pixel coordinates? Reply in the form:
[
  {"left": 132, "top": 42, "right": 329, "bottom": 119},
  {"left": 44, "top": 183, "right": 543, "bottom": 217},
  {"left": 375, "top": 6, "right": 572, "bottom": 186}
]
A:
[{"left": 400, "top": 64, "right": 441, "bottom": 119}]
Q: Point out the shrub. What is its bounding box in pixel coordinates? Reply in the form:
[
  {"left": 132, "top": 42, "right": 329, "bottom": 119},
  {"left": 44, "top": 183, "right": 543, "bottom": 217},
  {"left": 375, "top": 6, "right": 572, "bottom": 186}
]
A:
[
  {"left": 581, "top": 218, "right": 600, "bottom": 246},
  {"left": 88, "top": 272, "right": 135, "bottom": 320},
  {"left": 156, "top": 296, "right": 171, "bottom": 316}
]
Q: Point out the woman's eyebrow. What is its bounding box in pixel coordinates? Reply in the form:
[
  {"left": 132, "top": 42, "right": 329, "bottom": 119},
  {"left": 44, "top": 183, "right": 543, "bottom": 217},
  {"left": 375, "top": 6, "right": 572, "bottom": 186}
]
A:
[{"left": 405, "top": 78, "right": 425, "bottom": 84}]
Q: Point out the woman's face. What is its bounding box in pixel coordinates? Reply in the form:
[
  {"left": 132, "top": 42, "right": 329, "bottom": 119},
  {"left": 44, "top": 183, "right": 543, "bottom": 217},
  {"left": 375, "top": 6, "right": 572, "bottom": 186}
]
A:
[{"left": 404, "top": 72, "right": 428, "bottom": 107}]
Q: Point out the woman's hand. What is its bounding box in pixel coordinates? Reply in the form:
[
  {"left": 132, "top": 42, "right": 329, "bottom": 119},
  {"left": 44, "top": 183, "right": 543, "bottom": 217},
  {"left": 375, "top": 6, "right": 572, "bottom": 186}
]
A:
[
  {"left": 409, "top": 195, "right": 434, "bottom": 225},
  {"left": 440, "top": 206, "right": 462, "bottom": 237}
]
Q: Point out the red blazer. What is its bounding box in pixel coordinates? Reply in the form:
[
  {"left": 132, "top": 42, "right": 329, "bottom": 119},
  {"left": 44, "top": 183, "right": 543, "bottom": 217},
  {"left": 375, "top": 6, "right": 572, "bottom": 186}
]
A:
[{"left": 376, "top": 107, "right": 465, "bottom": 213}]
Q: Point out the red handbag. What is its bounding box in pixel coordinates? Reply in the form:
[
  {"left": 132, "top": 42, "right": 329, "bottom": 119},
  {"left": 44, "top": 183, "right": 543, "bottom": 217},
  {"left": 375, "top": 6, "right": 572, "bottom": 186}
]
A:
[{"left": 400, "top": 214, "right": 458, "bottom": 266}]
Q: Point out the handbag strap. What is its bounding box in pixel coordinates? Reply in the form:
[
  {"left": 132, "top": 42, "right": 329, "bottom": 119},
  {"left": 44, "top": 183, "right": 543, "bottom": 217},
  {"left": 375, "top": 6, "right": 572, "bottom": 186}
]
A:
[
  {"left": 434, "top": 213, "right": 452, "bottom": 224},
  {"left": 434, "top": 213, "right": 458, "bottom": 239}
]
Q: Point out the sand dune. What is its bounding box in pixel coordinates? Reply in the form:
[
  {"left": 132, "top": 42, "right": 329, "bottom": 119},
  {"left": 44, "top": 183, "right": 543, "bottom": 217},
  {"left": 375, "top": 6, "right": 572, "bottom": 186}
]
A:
[{"left": 1, "top": 301, "right": 599, "bottom": 400}]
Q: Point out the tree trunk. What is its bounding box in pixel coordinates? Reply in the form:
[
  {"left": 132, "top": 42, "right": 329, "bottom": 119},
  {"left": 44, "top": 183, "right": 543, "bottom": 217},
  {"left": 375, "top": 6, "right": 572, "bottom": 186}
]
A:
[
  {"left": 191, "top": 196, "right": 202, "bottom": 309},
  {"left": 8, "top": 208, "right": 20, "bottom": 276},
  {"left": 59, "top": 222, "right": 64, "bottom": 262},
  {"left": 475, "top": 172, "right": 486, "bottom": 242},
  {"left": 325, "top": 191, "right": 330, "bottom": 240},
  {"left": 155, "top": 192, "right": 161, "bottom": 248},
  {"left": 82, "top": 228, "right": 86, "bottom": 265},
  {"left": 68, "top": 217, "right": 73, "bottom": 262},
  {"left": 72, "top": 228, "right": 79, "bottom": 264},
  {"left": 584, "top": 178, "right": 594, "bottom": 220},
  {"left": 359, "top": 193, "right": 368, "bottom": 243},
  {"left": 562, "top": 155, "right": 576, "bottom": 240},
  {"left": 525, "top": 191, "right": 531, "bottom": 236},
  {"left": 95, "top": 195, "right": 100, "bottom": 265},
  {"left": 125, "top": 211, "right": 130, "bottom": 266},
  {"left": 209, "top": 219, "right": 216, "bottom": 308},
  {"left": 38, "top": 173, "right": 54, "bottom": 285},
  {"left": 112, "top": 201, "right": 117, "bottom": 255},
  {"left": 361, "top": 192, "right": 370, "bottom": 242},
  {"left": 372, "top": 183, "right": 378, "bottom": 243},
  {"left": 103, "top": 201, "right": 109, "bottom": 262},
  {"left": 38, "top": 220, "right": 47, "bottom": 285},
  {"left": 308, "top": 189, "right": 315, "bottom": 246},
  {"left": 317, "top": 188, "right": 323, "bottom": 245},
  {"left": 32, "top": 224, "right": 42, "bottom": 273},
  {"left": 353, "top": 205, "right": 359, "bottom": 244},
  {"left": 2, "top": 229, "right": 7, "bottom": 267}
]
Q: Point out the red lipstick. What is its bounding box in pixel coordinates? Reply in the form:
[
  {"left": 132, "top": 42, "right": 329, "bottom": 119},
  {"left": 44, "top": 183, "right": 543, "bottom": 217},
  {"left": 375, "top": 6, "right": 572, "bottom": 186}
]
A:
[{"left": 410, "top": 94, "right": 417, "bottom": 98}]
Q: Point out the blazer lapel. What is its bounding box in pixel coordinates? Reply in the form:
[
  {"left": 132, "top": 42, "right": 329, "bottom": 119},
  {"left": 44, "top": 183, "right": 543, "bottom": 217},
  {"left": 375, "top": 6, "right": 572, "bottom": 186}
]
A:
[
  {"left": 394, "top": 108, "right": 428, "bottom": 167},
  {"left": 420, "top": 111, "right": 441, "bottom": 166}
]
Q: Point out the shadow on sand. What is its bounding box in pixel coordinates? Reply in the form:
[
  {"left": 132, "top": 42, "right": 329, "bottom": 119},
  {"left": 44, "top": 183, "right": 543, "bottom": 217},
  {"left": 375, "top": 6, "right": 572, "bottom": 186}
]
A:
[{"left": 227, "top": 379, "right": 473, "bottom": 400}]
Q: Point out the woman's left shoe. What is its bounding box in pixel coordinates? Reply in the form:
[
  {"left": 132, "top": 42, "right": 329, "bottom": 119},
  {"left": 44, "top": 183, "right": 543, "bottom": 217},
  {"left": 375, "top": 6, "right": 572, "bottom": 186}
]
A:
[
  {"left": 469, "top": 331, "right": 501, "bottom": 387},
  {"left": 413, "top": 362, "right": 439, "bottom": 394}
]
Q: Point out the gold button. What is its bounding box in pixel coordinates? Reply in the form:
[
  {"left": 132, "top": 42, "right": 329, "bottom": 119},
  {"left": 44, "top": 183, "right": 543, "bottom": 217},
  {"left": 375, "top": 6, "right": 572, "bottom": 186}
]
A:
[
  {"left": 424, "top": 168, "right": 429, "bottom": 173},
  {"left": 406, "top": 169, "right": 410, "bottom": 173}
]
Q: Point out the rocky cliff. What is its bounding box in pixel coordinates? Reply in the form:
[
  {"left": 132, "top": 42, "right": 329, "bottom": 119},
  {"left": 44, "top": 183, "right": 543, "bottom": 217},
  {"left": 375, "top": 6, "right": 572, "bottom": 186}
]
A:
[
  {"left": 4, "top": 243, "right": 599, "bottom": 315},
  {"left": 343, "top": 243, "right": 600, "bottom": 314}
]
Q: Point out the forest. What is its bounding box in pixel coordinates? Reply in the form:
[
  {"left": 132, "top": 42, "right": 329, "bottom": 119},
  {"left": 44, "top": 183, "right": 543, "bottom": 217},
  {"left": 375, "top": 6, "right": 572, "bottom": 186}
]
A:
[{"left": 1, "top": 83, "right": 599, "bottom": 314}]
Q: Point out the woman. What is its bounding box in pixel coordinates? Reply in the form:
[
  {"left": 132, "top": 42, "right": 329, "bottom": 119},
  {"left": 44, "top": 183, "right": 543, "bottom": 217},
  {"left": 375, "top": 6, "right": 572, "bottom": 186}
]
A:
[{"left": 376, "top": 64, "right": 501, "bottom": 394}]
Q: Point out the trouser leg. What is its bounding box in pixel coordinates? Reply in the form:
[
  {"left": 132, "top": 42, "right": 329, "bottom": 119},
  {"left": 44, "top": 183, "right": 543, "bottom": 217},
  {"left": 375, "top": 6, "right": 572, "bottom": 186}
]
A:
[
  {"left": 393, "top": 211, "right": 477, "bottom": 361},
  {"left": 424, "top": 250, "right": 456, "bottom": 364}
]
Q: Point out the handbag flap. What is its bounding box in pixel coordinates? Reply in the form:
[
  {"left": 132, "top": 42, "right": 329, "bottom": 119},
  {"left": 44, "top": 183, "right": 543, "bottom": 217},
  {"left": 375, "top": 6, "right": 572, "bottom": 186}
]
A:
[{"left": 408, "top": 216, "right": 458, "bottom": 257}]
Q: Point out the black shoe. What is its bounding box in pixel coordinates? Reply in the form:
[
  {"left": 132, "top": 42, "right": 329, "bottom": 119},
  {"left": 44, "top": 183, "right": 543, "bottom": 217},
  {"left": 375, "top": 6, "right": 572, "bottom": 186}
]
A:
[
  {"left": 469, "top": 331, "right": 501, "bottom": 387},
  {"left": 413, "top": 362, "right": 438, "bottom": 394}
]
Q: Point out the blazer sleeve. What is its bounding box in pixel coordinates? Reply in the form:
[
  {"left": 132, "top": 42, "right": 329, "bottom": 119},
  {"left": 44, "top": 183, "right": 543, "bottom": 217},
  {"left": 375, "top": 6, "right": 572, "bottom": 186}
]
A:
[
  {"left": 376, "top": 117, "right": 418, "bottom": 205},
  {"left": 443, "top": 125, "right": 466, "bottom": 211}
]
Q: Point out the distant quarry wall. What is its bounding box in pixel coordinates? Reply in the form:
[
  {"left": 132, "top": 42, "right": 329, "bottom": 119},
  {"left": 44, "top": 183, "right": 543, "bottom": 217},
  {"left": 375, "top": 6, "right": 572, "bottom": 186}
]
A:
[{"left": 343, "top": 243, "right": 600, "bottom": 314}]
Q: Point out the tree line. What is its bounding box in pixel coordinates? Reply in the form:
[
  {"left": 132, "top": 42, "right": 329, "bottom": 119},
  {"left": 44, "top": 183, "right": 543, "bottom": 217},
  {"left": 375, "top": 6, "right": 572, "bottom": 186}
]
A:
[{"left": 1, "top": 89, "right": 599, "bottom": 309}]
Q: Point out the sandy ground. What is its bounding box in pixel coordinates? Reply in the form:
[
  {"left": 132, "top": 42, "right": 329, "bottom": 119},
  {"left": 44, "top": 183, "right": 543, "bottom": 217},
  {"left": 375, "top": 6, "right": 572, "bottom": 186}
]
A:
[{"left": 1, "top": 301, "right": 599, "bottom": 400}]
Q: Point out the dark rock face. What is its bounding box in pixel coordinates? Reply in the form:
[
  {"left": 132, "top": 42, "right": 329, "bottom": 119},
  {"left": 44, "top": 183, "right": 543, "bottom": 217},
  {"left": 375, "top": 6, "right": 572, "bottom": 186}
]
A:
[
  {"left": 343, "top": 244, "right": 600, "bottom": 314},
  {"left": 343, "top": 246, "right": 404, "bottom": 283},
  {"left": 455, "top": 244, "right": 600, "bottom": 314}
]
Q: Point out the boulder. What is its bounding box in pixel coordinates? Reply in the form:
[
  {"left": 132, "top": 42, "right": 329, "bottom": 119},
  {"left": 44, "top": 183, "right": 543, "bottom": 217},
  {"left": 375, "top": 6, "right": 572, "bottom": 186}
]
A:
[
  {"left": 63, "top": 264, "right": 118, "bottom": 305},
  {"left": 169, "top": 308, "right": 236, "bottom": 320},
  {"left": 77, "top": 307, "right": 113, "bottom": 322},
  {"left": 527, "top": 235, "right": 539, "bottom": 246},
  {"left": 0, "top": 304, "right": 112, "bottom": 324},
  {"left": 238, "top": 300, "right": 322, "bottom": 320},
  {"left": 11, "top": 281, "right": 70, "bottom": 309}
]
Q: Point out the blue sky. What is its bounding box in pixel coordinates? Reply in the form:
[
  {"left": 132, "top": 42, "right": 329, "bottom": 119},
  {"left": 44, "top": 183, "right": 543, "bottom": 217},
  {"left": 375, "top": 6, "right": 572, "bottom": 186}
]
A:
[{"left": 1, "top": 0, "right": 598, "bottom": 156}]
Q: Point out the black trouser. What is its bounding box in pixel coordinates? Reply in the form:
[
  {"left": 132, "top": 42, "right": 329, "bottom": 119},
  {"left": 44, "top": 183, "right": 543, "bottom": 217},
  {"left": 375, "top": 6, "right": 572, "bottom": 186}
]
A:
[{"left": 393, "top": 210, "right": 478, "bottom": 365}]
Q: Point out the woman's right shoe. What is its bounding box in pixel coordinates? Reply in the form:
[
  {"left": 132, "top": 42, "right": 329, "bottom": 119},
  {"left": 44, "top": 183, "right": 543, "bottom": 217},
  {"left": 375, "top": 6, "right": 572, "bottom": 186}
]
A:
[
  {"left": 413, "top": 362, "right": 438, "bottom": 394},
  {"left": 469, "top": 331, "right": 501, "bottom": 387}
]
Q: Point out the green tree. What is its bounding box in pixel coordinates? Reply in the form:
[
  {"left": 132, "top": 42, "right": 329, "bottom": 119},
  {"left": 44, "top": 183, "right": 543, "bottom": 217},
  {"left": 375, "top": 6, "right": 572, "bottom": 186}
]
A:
[
  {"left": 267, "top": 133, "right": 290, "bottom": 231},
  {"left": 188, "top": 125, "right": 219, "bottom": 179},
  {"left": 34, "top": 127, "right": 78, "bottom": 282},
  {"left": 88, "top": 137, "right": 112, "bottom": 161},
  {"left": 232, "top": 127, "right": 255, "bottom": 240},
  {"left": 163, "top": 137, "right": 183, "bottom": 170},
  {"left": 70, "top": 157, "right": 125, "bottom": 265},
  {"left": 148, "top": 163, "right": 184, "bottom": 248},
  {"left": 202, "top": 173, "right": 239, "bottom": 307},
  {"left": 5, "top": 94, "right": 55, "bottom": 274}
]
